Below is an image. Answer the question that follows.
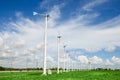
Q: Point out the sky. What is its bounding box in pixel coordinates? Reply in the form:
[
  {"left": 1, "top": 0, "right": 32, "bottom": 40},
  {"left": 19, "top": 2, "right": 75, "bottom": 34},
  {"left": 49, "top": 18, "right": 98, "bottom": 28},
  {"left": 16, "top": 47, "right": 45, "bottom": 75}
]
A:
[{"left": 0, "top": 0, "right": 120, "bottom": 69}]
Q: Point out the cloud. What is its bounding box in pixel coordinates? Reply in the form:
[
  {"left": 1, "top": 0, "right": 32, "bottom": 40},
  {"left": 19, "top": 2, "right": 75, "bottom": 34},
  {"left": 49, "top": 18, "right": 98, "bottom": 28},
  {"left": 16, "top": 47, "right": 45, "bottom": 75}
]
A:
[
  {"left": 105, "top": 59, "right": 114, "bottom": 65},
  {"left": 46, "top": 55, "right": 55, "bottom": 63},
  {"left": 0, "top": 37, "right": 3, "bottom": 46},
  {"left": 0, "top": 56, "right": 15, "bottom": 60},
  {"left": 13, "top": 39, "right": 25, "bottom": 48},
  {"left": 40, "top": 0, "right": 65, "bottom": 11},
  {"left": 15, "top": 11, "right": 23, "bottom": 17},
  {"left": 59, "top": 53, "right": 72, "bottom": 63},
  {"left": 2, "top": 32, "right": 10, "bottom": 39},
  {"left": 82, "top": 0, "right": 108, "bottom": 11},
  {"left": 84, "top": 47, "right": 101, "bottom": 53},
  {"left": 78, "top": 55, "right": 102, "bottom": 64},
  {"left": 104, "top": 45, "right": 116, "bottom": 52},
  {"left": 112, "top": 56, "right": 120, "bottom": 64},
  {"left": 35, "top": 44, "right": 44, "bottom": 50},
  {"left": 3, "top": 45, "right": 10, "bottom": 50},
  {"left": 90, "top": 56, "right": 103, "bottom": 64},
  {"left": 40, "top": 0, "right": 51, "bottom": 9},
  {"left": 48, "top": 5, "right": 61, "bottom": 27},
  {"left": 66, "top": 8, "right": 120, "bottom": 52},
  {"left": 78, "top": 55, "right": 88, "bottom": 64}
]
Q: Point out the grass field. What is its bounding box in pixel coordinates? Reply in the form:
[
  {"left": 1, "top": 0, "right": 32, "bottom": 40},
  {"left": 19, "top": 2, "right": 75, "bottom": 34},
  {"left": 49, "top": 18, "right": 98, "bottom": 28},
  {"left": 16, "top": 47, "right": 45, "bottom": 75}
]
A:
[{"left": 0, "top": 70, "right": 120, "bottom": 80}]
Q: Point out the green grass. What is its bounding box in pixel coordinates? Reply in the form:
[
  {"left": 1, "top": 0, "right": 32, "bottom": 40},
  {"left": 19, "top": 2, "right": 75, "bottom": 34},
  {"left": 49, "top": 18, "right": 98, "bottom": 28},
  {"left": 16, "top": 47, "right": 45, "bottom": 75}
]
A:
[{"left": 0, "top": 70, "right": 120, "bottom": 80}]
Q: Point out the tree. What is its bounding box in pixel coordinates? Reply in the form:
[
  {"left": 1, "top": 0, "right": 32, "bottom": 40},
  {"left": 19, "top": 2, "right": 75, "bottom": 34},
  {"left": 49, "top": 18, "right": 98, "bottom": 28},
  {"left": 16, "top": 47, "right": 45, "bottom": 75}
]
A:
[{"left": 0, "top": 66, "right": 5, "bottom": 71}]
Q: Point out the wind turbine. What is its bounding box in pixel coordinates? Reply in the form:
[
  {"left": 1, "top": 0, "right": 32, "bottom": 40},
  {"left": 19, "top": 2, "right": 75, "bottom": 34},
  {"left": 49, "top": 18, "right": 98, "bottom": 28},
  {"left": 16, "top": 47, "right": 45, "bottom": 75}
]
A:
[
  {"left": 33, "top": 12, "right": 50, "bottom": 75},
  {"left": 88, "top": 61, "right": 91, "bottom": 70}
]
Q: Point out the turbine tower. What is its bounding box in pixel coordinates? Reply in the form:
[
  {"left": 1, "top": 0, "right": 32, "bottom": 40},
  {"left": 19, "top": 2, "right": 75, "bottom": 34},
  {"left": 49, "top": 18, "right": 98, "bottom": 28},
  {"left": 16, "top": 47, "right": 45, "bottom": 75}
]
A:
[
  {"left": 57, "top": 35, "right": 61, "bottom": 74},
  {"left": 63, "top": 45, "right": 66, "bottom": 72}
]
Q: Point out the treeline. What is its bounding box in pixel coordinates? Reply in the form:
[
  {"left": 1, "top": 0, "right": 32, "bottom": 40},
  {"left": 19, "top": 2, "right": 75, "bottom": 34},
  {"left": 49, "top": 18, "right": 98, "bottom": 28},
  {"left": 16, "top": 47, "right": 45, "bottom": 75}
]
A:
[
  {"left": 95, "top": 68, "right": 120, "bottom": 71},
  {"left": 0, "top": 66, "right": 5, "bottom": 71},
  {"left": 0, "top": 66, "right": 43, "bottom": 71},
  {"left": 0, "top": 66, "right": 63, "bottom": 71},
  {"left": 0, "top": 66, "right": 120, "bottom": 71}
]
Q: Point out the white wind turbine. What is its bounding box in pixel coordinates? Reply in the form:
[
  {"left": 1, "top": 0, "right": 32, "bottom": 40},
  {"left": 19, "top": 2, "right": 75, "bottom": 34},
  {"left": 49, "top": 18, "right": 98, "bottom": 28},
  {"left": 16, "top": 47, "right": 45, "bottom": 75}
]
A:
[{"left": 33, "top": 12, "right": 50, "bottom": 75}]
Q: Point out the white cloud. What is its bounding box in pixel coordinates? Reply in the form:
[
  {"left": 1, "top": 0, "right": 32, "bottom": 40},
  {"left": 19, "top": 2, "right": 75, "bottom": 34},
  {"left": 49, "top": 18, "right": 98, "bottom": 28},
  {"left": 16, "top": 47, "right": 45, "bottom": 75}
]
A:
[
  {"left": 48, "top": 5, "right": 61, "bottom": 27},
  {"left": 35, "top": 44, "right": 43, "bottom": 50},
  {"left": 59, "top": 53, "right": 71, "bottom": 63},
  {"left": 78, "top": 55, "right": 88, "bottom": 64},
  {"left": 2, "top": 52, "right": 7, "bottom": 57},
  {"left": 3, "top": 45, "right": 10, "bottom": 50},
  {"left": 0, "top": 37, "right": 3, "bottom": 46},
  {"left": 46, "top": 56, "right": 55, "bottom": 63},
  {"left": 2, "top": 32, "right": 10, "bottom": 39},
  {"left": 40, "top": 0, "right": 50, "bottom": 9},
  {"left": 82, "top": 0, "right": 108, "bottom": 11},
  {"left": 13, "top": 39, "right": 25, "bottom": 48},
  {"left": 112, "top": 56, "right": 120, "bottom": 64},
  {"left": 50, "top": 13, "right": 120, "bottom": 53},
  {"left": 85, "top": 47, "right": 101, "bottom": 53},
  {"left": 104, "top": 45, "right": 116, "bottom": 52},
  {"left": 27, "top": 48, "right": 37, "bottom": 54},
  {"left": 15, "top": 11, "right": 23, "bottom": 17},
  {"left": 90, "top": 56, "right": 103, "bottom": 64},
  {"left": 105, "top": 59, "right": 114, "bottom": 65}
]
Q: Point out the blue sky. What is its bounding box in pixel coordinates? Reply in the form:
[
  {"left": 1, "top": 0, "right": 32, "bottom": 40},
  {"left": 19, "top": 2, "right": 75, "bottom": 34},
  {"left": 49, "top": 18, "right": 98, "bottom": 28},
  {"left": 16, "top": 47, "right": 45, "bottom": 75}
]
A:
[
  {"left": 0, "top": 0, "right": 120, "bottom": 69},
  {"left": 0, "top": 0, "right": 120, "bottom": 22}
]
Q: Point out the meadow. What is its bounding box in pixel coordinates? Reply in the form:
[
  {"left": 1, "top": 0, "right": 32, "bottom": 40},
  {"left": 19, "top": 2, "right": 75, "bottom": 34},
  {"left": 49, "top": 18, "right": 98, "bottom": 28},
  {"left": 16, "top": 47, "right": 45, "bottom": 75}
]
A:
[{"left": 0, "top": 70, "right": 120, "bottom": 80}]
